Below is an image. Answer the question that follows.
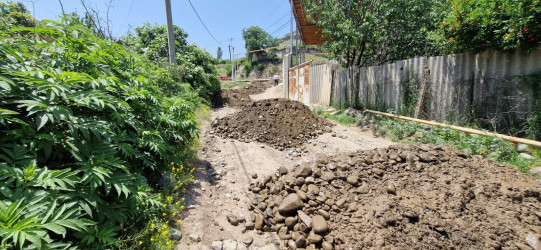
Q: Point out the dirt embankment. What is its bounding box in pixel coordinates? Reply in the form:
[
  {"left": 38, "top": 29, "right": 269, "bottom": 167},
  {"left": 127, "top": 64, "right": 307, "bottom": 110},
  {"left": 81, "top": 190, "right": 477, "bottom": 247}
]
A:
[
  {"left": 210, "top": 99, "right": 333, "bottom": 150},
  {"left": 214, "top": 81, "right": 273, "bottom": 107},
  {"left": 245, "top": 144, "right": 541, "bottom": 249}
]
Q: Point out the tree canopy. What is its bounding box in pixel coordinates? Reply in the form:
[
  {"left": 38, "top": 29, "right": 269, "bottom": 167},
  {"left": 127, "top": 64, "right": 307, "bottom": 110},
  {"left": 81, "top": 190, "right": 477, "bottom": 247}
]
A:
[
  {"left": 303, "top": 0, "right": 445, "bottom": 67},
  {"left": 242, "top": 26, "right": 278, "bottom": 60}
]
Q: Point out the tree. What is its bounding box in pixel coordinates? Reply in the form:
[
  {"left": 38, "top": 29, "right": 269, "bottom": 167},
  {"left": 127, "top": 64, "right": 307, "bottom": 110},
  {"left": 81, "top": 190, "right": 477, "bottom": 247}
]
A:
[
  {"left": 0, "top": 1, "right": 35, "bottom": 28},
  {"left": 302, "top": 0, "right": 446, "bottom": 67},
  {"left": 440, "top": 0, "right": 541, "bottom": 54},
  {"left": 120, "top": 23, "right": 220, "bottom": 101},
  {"left": 217, "top": 46, "right": 223, "bottom": 60},
  {"left": 242, "top": 26, "right": 278, "bottom": 61}
]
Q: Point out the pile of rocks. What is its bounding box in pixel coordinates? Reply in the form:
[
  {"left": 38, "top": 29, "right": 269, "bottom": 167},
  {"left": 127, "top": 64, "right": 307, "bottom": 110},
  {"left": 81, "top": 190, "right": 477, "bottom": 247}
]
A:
[
  {"left": 211, "top": 99, "right": 333, "bottom": 150},
  {"left": 213, "top": 81, "right": 273, "bottom": 107},
  {"left": 243, "top": 145, "right": 541, "bottom": 249}
]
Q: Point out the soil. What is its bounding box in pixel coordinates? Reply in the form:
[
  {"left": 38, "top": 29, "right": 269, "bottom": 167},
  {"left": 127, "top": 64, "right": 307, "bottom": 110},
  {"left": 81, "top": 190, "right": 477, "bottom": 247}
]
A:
[
  {"left": 214, "top": 81, "right": 273, "bottom": 107},
  {"left": 176, "top": 83, "right": 541, "bottom": 250},
  {"left": 245, "top": 144, "right": 541, "bottom": 249},
  {"left": 210, "top": 99, "right": 333, "bottom": 150}
]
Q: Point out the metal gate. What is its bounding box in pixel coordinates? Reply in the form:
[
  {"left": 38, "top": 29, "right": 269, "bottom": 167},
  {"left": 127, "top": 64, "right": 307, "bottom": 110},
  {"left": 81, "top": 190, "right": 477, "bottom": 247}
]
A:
[{"left": 287, "top": 61, "right": 311, "bottom": 105}]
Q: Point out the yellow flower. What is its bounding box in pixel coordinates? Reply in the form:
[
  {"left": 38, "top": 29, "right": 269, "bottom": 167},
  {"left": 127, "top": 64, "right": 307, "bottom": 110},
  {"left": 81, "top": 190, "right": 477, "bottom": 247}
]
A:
[
  {"left": 162, "top": 224, "right": 168, "bottom": 229},
  {"left": 141, "top": 202, "right": 145, "bottom": 205},
  {"left": 170, "top": 162, "right": 174, "bottom": 165},
  {"left": 139, "top": 241, "right": 143, "bottom": 245},
  {"left": 163, "top": 213, "right": 167, "bottom": 216},
  {"left": 180, "top": 205, "right": 184, "bottom": 209},
  {"left": 172, "top": 212, "right": 177, "bottom": 216},
  {"left": 182, "top": 198, "right": 185, "bottom": 201},
  {"left": 177, "top": 219, "right": 182, "bottom": 223}
]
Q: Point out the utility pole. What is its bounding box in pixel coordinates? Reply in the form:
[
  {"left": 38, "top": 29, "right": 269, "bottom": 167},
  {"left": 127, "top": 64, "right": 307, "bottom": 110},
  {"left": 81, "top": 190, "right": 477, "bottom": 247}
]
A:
[
  {"left": 165, "top": 0, "right": 177, "bottom": 66},
  {"left": 230, "top": 38, "right": 234, "bottom": 81},
  {"left": 290, "top": 6, "right": 294, "bottom": 67}
]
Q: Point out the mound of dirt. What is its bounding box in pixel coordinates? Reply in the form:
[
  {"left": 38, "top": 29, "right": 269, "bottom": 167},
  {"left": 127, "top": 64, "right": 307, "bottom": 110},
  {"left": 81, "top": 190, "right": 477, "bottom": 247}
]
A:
[
  {"left": 213, "top": 81, "right": 273, "bottom": 107},
  {"left": 245, "top": 144, "right": 541, "bottom": 249},
  {"left": 210, "top": 99, "right": 333, "bottom": 150}
]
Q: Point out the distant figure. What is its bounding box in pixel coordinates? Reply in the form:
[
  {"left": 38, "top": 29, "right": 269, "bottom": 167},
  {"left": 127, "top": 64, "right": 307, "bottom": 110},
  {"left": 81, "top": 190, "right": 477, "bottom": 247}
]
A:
[{"left": 273, "top": 74, "right": 279, "bottom": 86}]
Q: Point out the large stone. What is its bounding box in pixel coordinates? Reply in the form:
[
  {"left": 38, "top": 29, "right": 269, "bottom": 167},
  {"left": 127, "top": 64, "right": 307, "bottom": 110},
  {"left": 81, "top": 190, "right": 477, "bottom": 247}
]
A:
[
  {"left": 278, "top": 194, "right": 304, "bottom": 213},
  {"left": 346, "top": 175, "right": 359, "bottom": 185},
  {"left": 520, "top": 152, "right": 534, "bottom": 159},
  {"left": 222, "top": 240, "right": 237, "bottom": 250},
  {"left": 169, "top": 229, "right": 182, "bottom": 241},
  {"left": 295, "top": 164, "right": 312, "bottom": 178},
  {"left": 278, "top": 166, "right": 289, "bottom": 176},
  {"left": 530, "top": 167, "right": 541, "bottom": 176},
  {"left": 526, "top": 233, "right": 541, "bottom": 250},
  {"left": 314, "top": 153, "right": 329, "bottom": 164},
  {"left": 255, "top": 214, "right": 264, "bottom": 230},
  {"left": 227, "top": 214, "right": 239, "bottom": 226},
  {"left": 312, "top": 215, "right": 329, "bottom": 234},
  {"left": 211, "top": 241, "right": 223, "bottom": 250},
  {"left": 285, "top": 217, "right": 297, "bottom": 227},
  {"left": 306, "top": 234, "right": 323, "bottom": 244},
  {"left": 297, "top": 210, "right": 312, "bottom": 228}
]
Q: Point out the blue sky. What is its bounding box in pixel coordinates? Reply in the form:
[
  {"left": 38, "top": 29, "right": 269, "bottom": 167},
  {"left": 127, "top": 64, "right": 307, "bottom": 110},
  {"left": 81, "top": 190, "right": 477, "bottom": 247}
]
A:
[{"left": 22, "top": 0, "right": 293, "bottom": 58}]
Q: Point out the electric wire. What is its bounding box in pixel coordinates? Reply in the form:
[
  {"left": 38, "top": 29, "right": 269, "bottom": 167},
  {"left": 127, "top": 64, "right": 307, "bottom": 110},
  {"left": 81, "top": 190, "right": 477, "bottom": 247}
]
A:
[
  {"left": 259, "top": 0, "right": 284, "bottom": 26},
  {"left": 266, "top": 11, "right": 289, "bottom": 31},
  {"left": 270, "top": 19, "right": 292, "bottom": 36},
  {"left": 187, "top": 0, "right": 224, "bottom": 45}
]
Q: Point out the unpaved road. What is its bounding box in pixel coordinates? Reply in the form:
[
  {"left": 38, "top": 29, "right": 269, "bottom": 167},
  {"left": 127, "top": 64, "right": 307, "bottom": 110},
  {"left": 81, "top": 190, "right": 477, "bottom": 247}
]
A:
[{"left": 176, "top": 84, "right": 393, "bottom": 249}]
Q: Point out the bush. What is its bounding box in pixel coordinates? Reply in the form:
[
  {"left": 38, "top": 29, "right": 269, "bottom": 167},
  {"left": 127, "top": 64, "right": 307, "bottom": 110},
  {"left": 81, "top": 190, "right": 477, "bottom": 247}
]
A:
[
  {"left": 0, "top": 20, "right": 199, "bottom": 248},
  {"left": 441, "top": 0, "right": 541, "bottom": 53},
  {"left": 121, "top": 23, "right": 220, "bottom": 102}
]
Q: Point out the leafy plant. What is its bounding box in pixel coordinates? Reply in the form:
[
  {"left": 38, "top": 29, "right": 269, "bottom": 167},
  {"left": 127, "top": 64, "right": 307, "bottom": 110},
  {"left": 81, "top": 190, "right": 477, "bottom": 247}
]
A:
[
  {"left": 440, "top": 0, "right": 541, "bottom": 53},
  {"left": 0, "top": 20, "right": 199, "bottom": 248}
]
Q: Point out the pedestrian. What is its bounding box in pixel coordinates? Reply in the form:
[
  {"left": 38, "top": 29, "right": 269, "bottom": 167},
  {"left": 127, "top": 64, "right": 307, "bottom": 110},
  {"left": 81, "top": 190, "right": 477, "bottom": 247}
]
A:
[{"left": 273, "top": 74, "right": 279, "bottom": 86}]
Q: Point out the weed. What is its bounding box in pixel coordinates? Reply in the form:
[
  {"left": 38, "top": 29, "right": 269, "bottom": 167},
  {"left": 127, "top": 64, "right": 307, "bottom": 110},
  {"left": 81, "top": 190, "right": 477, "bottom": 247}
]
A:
[
  {"left": 368, "top": 114, "right": 541, "bottom": 174},
  {"left": 312, "top": 107, "right": 357, "bottom": 125}
]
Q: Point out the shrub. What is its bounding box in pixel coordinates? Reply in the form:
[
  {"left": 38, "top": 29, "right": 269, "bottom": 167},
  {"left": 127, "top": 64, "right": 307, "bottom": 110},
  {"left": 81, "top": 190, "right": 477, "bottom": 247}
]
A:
[
  {"left": 441, "top": 0, "right": 541, "bottom": 53},
  {"left": 0, "top": 20, "right": 198, "bottom": 248}
]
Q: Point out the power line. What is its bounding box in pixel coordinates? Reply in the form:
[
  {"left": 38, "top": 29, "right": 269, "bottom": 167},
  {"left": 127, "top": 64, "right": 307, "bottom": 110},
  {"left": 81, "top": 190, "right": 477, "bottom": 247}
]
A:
[
  {"left": 266, "top": 11, "right": 289, "bottom": 31},
  {"left": 259, "top": 1, "right": 285, "bottom": 26},
  {"left": 187, "top": 0, "right": 224, "bottom": 46},
  {"left": 270, "top": 19, "right": 291, "bottom": 36}
]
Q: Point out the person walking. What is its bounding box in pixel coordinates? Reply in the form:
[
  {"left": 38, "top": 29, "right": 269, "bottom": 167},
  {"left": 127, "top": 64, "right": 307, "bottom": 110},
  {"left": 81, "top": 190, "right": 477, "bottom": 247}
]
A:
[{"left": 273, "top": 74, "right": 279, "bottom": 86}]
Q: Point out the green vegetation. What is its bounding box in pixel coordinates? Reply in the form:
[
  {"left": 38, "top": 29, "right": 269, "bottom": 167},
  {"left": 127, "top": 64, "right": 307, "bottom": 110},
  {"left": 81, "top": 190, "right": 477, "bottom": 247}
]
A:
[
  {"left": 217, "top": 46, "right": 223, "bottom": 61},
  {"left": 242, "top": 26, "right": 278, "bottom": 61},
  {"left": 0, "top": 2, "right": 219, "bottom": 247},
  {"left": 0, "top": 1, "right": 35, "bottom": 28},
  {"left": 441, "top": 0, "right": 541, "bottom": 53},
  {"left": 121, "top": 23, "right": 220, "bottom": 102},
  {"left": 302, "top": 0, "right": 541, "bottom": 67},
  {"left": 312, "top": 107, "right": 358, "bottom": 125},
  {"left": 370, "top": 114, "right": 541, "bottom": 173},
  {"left": 302, "top": 0, "right": 445, "bottom": 67}
]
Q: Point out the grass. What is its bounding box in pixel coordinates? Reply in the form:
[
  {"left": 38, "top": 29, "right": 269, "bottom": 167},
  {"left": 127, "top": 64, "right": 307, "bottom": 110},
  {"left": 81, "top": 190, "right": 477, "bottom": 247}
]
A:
[
  {"left": 312, "top": 106, "right": 358, "bottom": 125},
  {"left": 221, "top": 81, "right": 250, "bottom": 89},
  {"left": 369, "top": 114, "right": 541, "bottom": 174}
]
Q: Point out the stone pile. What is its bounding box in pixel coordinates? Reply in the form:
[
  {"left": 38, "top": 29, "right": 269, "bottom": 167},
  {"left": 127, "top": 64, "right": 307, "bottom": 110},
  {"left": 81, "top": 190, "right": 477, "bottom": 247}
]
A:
[
  {"left": 243, "top": 145, "right": 541, "bottom": 249},
  {"left": 213, "top": 81, "right": 273, "bottom": 107},
  {"left": 211, "top": 99, "right": 333, "bottom": 150}
]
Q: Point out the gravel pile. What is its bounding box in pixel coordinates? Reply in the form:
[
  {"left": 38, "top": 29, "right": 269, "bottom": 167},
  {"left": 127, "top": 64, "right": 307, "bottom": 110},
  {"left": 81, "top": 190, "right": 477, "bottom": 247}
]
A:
[
  {"left": 211, "top": 99, "right": 333, "bottom": 150},
  {"left": 214, "top": 81, "right": 273, "bottom": 107},
  {"left": 243, "top": 144, "right": 541, "bottom": 249}
]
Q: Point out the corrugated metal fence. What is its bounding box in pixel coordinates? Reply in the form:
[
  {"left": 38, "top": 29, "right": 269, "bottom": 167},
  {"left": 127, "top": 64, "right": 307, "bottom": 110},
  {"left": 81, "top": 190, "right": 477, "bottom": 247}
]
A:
[{"left": 290, "top": 48, "right": 541, "bottom": 127}]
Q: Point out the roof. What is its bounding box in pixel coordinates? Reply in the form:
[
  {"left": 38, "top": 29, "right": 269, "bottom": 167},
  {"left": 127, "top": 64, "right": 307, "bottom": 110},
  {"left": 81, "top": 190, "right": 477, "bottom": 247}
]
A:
[{"left": 290, "top": 0, "right": 329, "bottom": 45}]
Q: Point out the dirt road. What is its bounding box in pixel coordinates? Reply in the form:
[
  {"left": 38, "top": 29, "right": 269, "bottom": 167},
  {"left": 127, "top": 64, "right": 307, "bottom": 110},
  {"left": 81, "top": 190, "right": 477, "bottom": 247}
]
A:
[{"left": 176, "top": 84, "right": 394, "bottom": 249}]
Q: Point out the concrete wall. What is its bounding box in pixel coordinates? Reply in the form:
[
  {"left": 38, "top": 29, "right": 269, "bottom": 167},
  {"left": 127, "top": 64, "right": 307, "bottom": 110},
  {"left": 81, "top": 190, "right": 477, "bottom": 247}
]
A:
[{"left": 305, "top": 47, "right": 541, "bottom": 127}]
